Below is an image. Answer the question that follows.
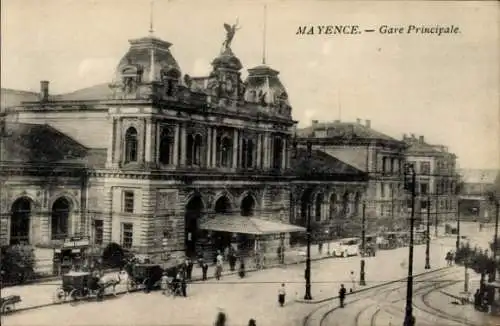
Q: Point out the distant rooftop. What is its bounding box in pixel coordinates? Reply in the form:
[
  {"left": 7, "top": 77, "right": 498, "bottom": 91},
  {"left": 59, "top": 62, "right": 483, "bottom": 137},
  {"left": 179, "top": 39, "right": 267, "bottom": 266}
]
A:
[
  {"left": 459, "top": 168, "right": 499, "bottom": 184},
  {"left": 297, "top": 119, "right": 399, "bottom": 143},
  {"left": 403, "top": 133, "right": 454, "bottom": 156}
]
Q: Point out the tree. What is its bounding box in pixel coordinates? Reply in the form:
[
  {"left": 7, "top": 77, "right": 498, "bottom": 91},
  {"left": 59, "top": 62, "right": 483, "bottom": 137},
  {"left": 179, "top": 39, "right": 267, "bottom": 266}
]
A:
[
  {"left": 102, "top": 242, "right": 125, "bottom": 268},
  {"left": 0, "top": 245, "right": 35, "bottom": 285}
]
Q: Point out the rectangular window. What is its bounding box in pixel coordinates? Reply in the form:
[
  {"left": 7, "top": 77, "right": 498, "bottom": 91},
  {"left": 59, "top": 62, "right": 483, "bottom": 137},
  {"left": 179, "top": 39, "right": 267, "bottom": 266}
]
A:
[
  {"left": 406, "top": 199, "right": 412, "bottom": 209},
  {"left": 420, "top": 183, "right": 428, "bottom": 195},
  {"left": 123, "top": 190, "right": 134, "bottom": 213},
  {"left": 380, "top": 204, "right": 385, "bottom": 217},
  {"left": 94, "top": 220, "right": 103, "bottom": 245},
  {"left": 121, "top": 223, "right": 133, "bottom": 249},
  {"left": 420, "top": 161, "right": 431, "bottom": 175},
  {"left": 421, "top": 200, "right": 428, "bottom": 210},
  {"left": 381, "top": 183, "right": 386, "bottom": 198}
]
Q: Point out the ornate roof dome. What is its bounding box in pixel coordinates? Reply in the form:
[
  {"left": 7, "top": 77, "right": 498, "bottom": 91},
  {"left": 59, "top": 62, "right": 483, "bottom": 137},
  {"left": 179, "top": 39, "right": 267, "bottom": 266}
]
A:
[
  {"left": 211, "top": 48, "right": 243, "bottom": 71},
  {"left": 244, "top": 64, "right": 291, "bottom": 118},
  {"left": 113, "top": 36, "right": 181, "bottom": 85}
]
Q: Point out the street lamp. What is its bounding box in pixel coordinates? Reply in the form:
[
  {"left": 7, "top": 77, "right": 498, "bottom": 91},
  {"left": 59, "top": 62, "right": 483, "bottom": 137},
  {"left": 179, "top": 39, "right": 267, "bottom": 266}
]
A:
[
  {"left": 325, "top": 229, "right": 330, "bottom": 256},
  {"left": 425, "top": 195, "right": 431, "bottom": 269},
  {"left": 492, "top": 200, "right": 499, "bottom": 281},
  {"left": 304, "top": 141, "right": 313, "bottom": 301},
  {"left": 456, "top": 201, "right": 461, "bottom": 254},
  {"left": 359, "top": 201, "right": 366, "bottom": 286},
  {"left": 403, "top": 163, "right": 416, "bottom": 326}
]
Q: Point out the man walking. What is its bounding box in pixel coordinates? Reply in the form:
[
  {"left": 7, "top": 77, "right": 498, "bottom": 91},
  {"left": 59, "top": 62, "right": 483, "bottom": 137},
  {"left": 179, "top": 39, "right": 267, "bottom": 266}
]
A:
[
  {"left": 339, "top": 284, "right": 347, "bottom": 308},
  {"left": 201, "top": 260, "right": 209, "bottom": 281},
  {"left": 278, "top": 283, "right": 286, "bottom": 307}
]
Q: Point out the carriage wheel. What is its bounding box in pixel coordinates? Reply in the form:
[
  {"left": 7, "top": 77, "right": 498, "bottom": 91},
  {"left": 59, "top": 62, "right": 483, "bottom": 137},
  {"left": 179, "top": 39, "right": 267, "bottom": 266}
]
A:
[
  {"left": 126, "top": 279, "right": 136, "bottom": 293},
  {"left": 53, "top": 288, "right": 66, "bottom": 303},
  {"left": 1, "top": 302, "right": 10, "bottom": 314},
  {"left": 69, "top": 289, "right": 82, "bottom": 306},
  {"left": 142, "top": 279, "right": 150, "bottom": 293}
]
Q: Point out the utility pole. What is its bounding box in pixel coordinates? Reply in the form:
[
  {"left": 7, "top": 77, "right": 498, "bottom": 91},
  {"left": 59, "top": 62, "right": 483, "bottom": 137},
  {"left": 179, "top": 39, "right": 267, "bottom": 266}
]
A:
[
  {"left": 456, "top": 201, "right": 461, "bottom": 254},
  {"left": 304, "top": 141, "right": 312, "bottom": 300},
  {"left": 403, "top": 163, "right": 416, "bottom": 326},
  {"left": 434, "top": 195, "right": 438, "bottom": 238},
  {"left": 493, "top": 201, "right": 499, "bottom": 281},
  {"left": 360, "top": 202, "right": 366, "bottom": 286},
  {"left": 425, "top": 195, "right": 431, "bottom": 269}
]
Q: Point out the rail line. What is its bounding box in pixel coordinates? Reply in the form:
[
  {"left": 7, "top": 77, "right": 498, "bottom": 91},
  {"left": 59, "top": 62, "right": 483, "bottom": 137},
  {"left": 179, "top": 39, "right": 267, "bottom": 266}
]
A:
[{"left": 301, "top": 267, "right": 458, "bottom": 326}]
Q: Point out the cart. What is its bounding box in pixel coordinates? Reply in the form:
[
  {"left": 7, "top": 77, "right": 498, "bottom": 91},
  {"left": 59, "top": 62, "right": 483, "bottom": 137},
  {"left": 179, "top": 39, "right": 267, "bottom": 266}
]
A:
[
  {"left": 53, "top": 271, "right": 104, "bottom": 305},
  {"left": 125, "top": 263, "right": 164, "bottom": 293},
  {"left": 1, "top": 295, "right": 21, "bottom": 314}
]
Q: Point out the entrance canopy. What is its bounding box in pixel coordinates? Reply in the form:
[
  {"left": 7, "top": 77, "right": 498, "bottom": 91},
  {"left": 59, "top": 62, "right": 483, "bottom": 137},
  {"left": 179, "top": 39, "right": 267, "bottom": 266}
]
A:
[{"left": 200, "top": 215, "right": 306, "bottom": 235}]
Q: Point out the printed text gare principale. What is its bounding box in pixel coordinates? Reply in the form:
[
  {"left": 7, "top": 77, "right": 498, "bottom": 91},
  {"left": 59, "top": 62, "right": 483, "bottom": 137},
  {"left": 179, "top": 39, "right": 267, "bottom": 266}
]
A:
[{"left": 296, "top": 25, "right": 460, "bottom": 36}]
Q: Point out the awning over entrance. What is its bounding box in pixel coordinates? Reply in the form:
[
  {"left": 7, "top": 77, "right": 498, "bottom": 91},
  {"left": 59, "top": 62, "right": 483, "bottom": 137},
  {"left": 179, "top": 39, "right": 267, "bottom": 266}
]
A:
[{"left": 199, "top": 215, "right": 306, "bottom": 235}]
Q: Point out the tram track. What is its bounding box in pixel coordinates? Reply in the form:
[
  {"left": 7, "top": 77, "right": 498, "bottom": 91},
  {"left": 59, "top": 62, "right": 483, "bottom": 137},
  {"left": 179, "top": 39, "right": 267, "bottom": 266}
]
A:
[{"left": 301, "top": 267, "right": 458, "bottom": 326}]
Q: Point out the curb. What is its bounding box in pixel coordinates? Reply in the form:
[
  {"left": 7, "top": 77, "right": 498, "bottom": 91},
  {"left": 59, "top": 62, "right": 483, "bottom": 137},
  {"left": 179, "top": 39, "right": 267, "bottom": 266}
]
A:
[
  {"left": 3, "top": 254, "right": 334, "bottom": 315},
  {"left": 295, "top": 266, "right": 451, "bottom": 305}
]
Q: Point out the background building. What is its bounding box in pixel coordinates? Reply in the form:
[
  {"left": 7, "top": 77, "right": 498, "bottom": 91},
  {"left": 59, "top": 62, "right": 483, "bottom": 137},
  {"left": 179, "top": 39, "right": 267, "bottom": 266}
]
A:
[
  {"left": 297, "top": 119, "right": 407, "bottom": 232},
  {"left": 458, "top": 168, "right": 499, "bottom": 222},
  {"left": 403, "top": 134, "right": 460, "bottom": 227}
]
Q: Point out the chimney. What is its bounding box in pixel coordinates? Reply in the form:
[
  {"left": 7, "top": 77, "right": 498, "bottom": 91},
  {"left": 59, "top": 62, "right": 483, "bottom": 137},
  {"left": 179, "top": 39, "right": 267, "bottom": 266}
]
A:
[
  {"left": 356, "top": 118, "right": 361, "bottom": 124},
  {"left": 419, "top": 135, "right": 424, "bottom": 143},
  {"left": 403, "top": 133, "right": 407, "bottom": 140},
  {"left": 311, "top": 120, "right": 318, "bottom": 126},
  {"left": 365, "top": 119, "right": 371, "bottom": 128},
  {"left": 40, "top": 80, "right": 49, "bottom": 102}
]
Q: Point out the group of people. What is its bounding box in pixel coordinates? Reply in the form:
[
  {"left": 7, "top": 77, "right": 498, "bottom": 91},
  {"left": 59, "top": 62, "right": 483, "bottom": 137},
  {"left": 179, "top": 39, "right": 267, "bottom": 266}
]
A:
[{"left": 445, "top": 250, "right": 455, "bottom": 266}]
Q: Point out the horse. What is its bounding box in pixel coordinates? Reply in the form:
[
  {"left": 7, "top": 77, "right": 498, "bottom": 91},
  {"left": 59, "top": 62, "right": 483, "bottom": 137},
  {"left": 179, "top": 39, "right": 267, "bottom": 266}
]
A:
[{"left": 96, "top": 270, "right": 126, "bottom": 296}]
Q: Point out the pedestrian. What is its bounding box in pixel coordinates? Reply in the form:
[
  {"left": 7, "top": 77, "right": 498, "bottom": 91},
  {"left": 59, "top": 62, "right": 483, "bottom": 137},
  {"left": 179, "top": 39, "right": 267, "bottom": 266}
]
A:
[
  {"left": 229, "top": 252, "right": 236, "bottom": 272},
  {"left": 339, "top": 284, "right": 346, "bottom": 308},
  {"left": 278, "top": 283, "right": 286, "bottom": 307},
  {"left": 474, "top": 289, "right": 481, "bottom": 310},
  {"left": 214, "top": 311, "right": 227, "bottom": 326},
  {"left": 187, "top": 258, "right": 194, "bottom": 281},
  {"left": 181, "top": 275, "right": 187, "bottom": 297},
  {"left": 318, "top": 242, "right": 323, "bottom": 255},
  {"left": 161, "top": 272, "right": 169, "bottom": 295},
  {"left": 202, "top": 260, "right": 209, "bottom": 281},
  {"left": 217, "top": 251, "right": 224, "bottom": 266},
  {"left": 248, "top": 318, "right": 257, "bottom": 326},
  {"left": 239, "top": 259, "right": 246, "bottom": 278},
  {"left": 349, "top": 271, "right": 356, "bottom": 293},
  {"left": 215, "top": 261, "right": 223, "bottom": 280}
]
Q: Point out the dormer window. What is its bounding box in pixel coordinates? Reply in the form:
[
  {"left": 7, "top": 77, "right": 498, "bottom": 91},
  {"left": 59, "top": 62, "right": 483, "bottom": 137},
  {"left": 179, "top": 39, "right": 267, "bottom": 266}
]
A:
[{"left": 161, "top": 68, "right": 181, "bottom": 97}]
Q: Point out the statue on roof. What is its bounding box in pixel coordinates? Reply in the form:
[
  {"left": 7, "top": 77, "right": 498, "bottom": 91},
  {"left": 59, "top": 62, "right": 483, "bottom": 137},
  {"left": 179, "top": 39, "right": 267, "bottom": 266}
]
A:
[{"left": 222, "top": 19, "right": 241, "bottom": 52}]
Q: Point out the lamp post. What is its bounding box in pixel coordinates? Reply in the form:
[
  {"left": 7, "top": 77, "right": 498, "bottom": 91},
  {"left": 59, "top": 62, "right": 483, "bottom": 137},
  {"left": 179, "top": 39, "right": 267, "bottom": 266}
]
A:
[
  {"left": 492, "top": 201, "right": 499, "bottom": 281},
  {"left": 360, "top": 201, "right": 366, "bottom": 286},
  {"left": 425, "top": 195, "right": 431, "bottom": 269},
  {"left": 304, "top": 141, "right": 313, "bottom": 301},
  {"left": 325, "top": 229, "right": 330, "bottom": 256},
  {"left": 403, "top": 163, "right": 416, "bottom": 326},
  {"left": 456, "top": 201, "right": 461, "bottom": 254},
  {"left": 434, "top": 195, "right": 438, "bottom": 238}
]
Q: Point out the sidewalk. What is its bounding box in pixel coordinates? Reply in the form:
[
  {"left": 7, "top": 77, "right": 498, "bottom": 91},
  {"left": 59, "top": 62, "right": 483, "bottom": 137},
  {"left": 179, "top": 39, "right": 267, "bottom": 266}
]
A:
[{"left": 0, "top": 244, "right": 326, "bottom": 313}]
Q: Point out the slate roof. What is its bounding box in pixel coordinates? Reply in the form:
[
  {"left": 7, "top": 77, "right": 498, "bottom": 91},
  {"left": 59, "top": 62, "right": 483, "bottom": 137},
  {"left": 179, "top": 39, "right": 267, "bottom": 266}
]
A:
[
  {"left": 298, "top": 121, "right": 398, "bottom": 142},
  {"left": 290, "top": 148, "right": 367, "bottom": 179},
  {"left": 2, "top": 122, "right": 106, "bottom": 167}
]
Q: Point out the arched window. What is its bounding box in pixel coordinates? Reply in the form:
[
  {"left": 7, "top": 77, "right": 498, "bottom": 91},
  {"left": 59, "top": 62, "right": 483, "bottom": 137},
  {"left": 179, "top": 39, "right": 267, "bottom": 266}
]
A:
[
  {"left": 187, "top": 134, "right": 203, "bottom": 166},
  {"left": 329, "top": 194, "right": 337, "bottom": 220},
  {"left": 354, "top": 192, "right": 361, "bottom": 215},
  {"left": 241, "top": 138, "right": 254, "bottom": 169},
  {"left": 315, "top": 193, "right": 323, "bottom": 222},
  {"left": 159, "top": 128, "right": 173, "bottom": 165},
  {"left": 342, "top": 192, "right": 350, "bottom": 217},
  {"left": 218, "top": 136, "right": 232, "bottom": 167},
  {"left": 272, "top": 137, "right": 283, "bottom": 170},
  {"left": 51, "top": 197, "right": 70, "bottom": 240},
  {"left": 124, "top": 127, "right": 138, "bottom": 163}
]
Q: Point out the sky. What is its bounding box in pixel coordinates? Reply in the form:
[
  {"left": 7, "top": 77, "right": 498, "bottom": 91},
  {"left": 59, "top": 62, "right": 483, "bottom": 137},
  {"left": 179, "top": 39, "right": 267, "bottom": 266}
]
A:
[{"left": 1, "top": 0, "right": 499, "bottom": 170}]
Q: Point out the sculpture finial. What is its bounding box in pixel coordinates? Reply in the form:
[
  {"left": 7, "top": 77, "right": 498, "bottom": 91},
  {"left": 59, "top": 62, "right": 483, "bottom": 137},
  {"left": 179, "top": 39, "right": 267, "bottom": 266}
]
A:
[{"left": 222, "top": 18, "right": 241, "bottom": 53}]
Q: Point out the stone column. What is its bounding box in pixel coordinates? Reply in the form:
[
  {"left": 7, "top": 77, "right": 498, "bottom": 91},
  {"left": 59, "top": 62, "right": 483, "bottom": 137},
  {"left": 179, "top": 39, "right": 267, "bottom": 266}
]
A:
[
  {"left": 106, "top": 117, "right": 116, "bottom": 166},
  {"left": 212, "top": 128, "right": 217, "bottom": 167},
  {"left": 180, "top": 123, "right": 186, "bottom": 166},
  {"left": 256, "top": 134, "right": 262, "bottom": 169},
  {"left": 114, "top": 118, "right": 123, "bottom": 164},
  {"left": 173, "top": 123, "right": 180, "bottom": 166},
  {"left": 144, "top": 119, "right": 155, "bottom": 166},
  {"left": 232, "top": 129, "right": 238, "bottom": 168},
  {"left": 281, "top": 137, "right": 287, "bottom": 170},
  {"left": 206, "top": 126, "right": 212, "bottom": 167},
  {"left": 239, "top": 132, "right": 244, "bottom": 167}
]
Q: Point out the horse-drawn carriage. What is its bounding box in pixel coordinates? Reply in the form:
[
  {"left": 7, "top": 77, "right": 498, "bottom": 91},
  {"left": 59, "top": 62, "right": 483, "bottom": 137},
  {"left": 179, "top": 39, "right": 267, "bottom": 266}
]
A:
[
  {"left": 125, "top": 263, "right": 164, "bottom": 293},
  {"left": 53, "top": 271, "right": 121, "bottom": 305},
  {"left": 1, "top": 295, "right": 21, "bottom": 314}
]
